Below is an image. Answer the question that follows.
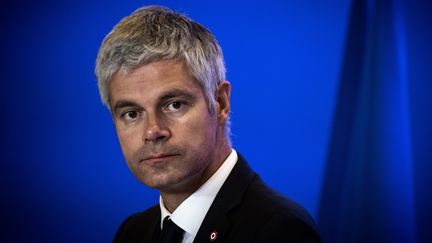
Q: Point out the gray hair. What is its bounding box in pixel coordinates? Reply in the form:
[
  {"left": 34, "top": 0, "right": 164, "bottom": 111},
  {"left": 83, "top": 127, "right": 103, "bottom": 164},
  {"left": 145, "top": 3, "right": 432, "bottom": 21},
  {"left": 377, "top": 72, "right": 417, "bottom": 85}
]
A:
[{"left": 95, "top": 6, "right": 226, "bottom": 113}]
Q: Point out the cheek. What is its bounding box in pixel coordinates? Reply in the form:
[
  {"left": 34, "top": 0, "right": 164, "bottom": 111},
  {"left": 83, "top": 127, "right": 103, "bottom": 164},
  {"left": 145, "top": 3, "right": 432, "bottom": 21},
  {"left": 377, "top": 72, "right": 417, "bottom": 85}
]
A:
[
  {"left": 116, "top": 127, "right": 142, "bottom": 160},
  {"left": 182, "top": 113, "right": 217, "bottom": 144}
]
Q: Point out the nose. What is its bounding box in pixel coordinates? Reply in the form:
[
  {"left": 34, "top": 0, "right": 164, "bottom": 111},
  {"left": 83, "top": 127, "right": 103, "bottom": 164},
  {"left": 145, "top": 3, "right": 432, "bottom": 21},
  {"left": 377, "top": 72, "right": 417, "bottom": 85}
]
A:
[{"left": 143, "top": 113, "right": 170, "bottom": 143}]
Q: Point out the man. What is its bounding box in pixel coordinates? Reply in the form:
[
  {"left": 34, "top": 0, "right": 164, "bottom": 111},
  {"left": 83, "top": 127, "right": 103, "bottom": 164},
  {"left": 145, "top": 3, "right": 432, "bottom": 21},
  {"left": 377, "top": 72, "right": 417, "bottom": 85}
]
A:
[{"left": 95, "top": 5, "right": 321, "bottom": 243}]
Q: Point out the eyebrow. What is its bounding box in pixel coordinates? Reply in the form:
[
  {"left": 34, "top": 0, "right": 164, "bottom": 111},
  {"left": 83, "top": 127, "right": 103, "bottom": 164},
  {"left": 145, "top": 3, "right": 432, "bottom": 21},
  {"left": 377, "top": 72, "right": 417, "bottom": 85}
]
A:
[
  {"left": 158, "top": 88, "right": 196, "bottom": 102},
  {"left": 112, "top": 100, "right": 141, "bottom": 113},
  {"left": 111, "top": 88, "right": 197, "bottom": 113}
]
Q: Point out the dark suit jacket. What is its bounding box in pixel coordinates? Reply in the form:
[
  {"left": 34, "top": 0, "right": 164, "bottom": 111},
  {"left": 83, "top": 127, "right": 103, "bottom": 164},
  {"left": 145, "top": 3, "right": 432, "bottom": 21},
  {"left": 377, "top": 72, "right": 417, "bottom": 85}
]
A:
[{"left": 114, "top": 154, "right": 322, "bottom": 242}]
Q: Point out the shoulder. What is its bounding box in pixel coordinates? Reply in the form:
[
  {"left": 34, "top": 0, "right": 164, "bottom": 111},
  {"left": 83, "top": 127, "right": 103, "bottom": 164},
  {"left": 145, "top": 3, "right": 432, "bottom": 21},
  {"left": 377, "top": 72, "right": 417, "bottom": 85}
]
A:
[
  {"left": 229, "top": 175, "right": 322, "bottom": 242},
  {"left": 253, "top": 210, "right": 322, "bottom": 242},
  {"left": 113, "top": 205, "right": 160, "bottom": 243},
  {"left": 249, "top": 175, "right": 317, "bottom": 227}
]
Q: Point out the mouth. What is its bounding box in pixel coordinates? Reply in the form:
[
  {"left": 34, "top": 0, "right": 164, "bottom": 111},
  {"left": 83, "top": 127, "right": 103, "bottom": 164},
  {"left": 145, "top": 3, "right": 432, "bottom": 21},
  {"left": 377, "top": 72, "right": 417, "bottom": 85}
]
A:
[{"left": 141, "top": 153, "right": 179, "bottom": 164}]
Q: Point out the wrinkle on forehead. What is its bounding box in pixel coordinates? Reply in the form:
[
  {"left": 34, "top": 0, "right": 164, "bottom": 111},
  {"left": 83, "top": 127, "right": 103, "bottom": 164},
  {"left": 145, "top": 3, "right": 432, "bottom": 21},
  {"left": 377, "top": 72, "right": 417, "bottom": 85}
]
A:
[{"left": 109, "top": 60, "right": 203, "bottom": 109}]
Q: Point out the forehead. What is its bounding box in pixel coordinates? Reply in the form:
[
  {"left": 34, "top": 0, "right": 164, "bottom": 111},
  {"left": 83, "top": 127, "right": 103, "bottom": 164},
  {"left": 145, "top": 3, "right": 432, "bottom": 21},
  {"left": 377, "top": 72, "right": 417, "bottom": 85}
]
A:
[{"left": 109, "top": 60, "right": 203, "bottom": 106}]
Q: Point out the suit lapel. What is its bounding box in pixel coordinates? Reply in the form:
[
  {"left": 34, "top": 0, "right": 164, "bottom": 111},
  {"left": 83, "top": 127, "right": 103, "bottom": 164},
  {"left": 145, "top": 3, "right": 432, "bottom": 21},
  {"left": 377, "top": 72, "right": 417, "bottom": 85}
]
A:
[
  {"left": 150, "top": 214, "right": 162, "bottom": 243},
  {"left": 193, "top": 154, "right": 256, "bottom": 242},
  {"left": 138, "top": 206, "right": 161, "bottom": 243}
]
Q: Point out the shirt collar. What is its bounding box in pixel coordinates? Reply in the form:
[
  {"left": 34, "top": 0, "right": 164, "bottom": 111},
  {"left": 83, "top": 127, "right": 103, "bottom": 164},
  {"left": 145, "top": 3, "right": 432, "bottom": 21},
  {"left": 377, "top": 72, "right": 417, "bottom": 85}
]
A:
[{"left": 159, "top": 149, "right": 238, "bottom": 238}]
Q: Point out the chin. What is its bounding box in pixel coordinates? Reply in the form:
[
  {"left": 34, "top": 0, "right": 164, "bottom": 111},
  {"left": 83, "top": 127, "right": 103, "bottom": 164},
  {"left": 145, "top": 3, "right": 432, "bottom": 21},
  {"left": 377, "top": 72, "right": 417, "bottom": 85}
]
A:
[
  {"left": 151, "top": 174, "right": 198, "bottom": 193},
  {"left": 139, "top": 174, "right": 181, "bottom": 189}
]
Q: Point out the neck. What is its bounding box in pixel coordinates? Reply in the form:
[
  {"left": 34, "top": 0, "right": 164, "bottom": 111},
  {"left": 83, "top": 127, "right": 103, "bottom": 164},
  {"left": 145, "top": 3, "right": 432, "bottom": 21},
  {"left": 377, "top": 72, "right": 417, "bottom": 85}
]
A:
[{"left": 160, "top": 140, "right": 232, "bottom": 213}]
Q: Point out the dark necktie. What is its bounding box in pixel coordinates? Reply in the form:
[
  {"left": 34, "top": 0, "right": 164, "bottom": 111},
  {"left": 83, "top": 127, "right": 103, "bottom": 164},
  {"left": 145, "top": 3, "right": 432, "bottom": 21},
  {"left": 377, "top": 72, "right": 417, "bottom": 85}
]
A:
[{"left": 159, "top": 216, "right": 184, "bottom": 243}]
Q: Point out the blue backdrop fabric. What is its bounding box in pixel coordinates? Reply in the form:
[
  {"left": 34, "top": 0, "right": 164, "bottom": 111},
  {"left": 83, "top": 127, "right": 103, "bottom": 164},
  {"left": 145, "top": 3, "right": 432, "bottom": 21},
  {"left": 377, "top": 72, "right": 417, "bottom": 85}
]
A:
[
  {"left": 0, "top": 0, "right": 431, "bottom": 242},
  {"left": 318, "top": 0, "right": 416, "bottom": 242}
]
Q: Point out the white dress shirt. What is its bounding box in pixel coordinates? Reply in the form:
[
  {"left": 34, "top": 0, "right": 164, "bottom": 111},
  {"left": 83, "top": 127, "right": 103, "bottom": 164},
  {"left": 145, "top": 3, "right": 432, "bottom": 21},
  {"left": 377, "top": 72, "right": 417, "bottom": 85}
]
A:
[{"left": 159, "top": 149, "right": 238, "bottom": 243}]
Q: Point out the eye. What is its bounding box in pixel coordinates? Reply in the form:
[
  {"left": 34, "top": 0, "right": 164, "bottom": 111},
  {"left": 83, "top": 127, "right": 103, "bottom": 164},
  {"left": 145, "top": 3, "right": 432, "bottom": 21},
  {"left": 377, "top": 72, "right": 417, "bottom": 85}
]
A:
[
  {"left": 122, "top": 111, "right": 139, "bottom": 120},
  {"left": 165, "top": 101, "right": 184, "bottom": 112}
]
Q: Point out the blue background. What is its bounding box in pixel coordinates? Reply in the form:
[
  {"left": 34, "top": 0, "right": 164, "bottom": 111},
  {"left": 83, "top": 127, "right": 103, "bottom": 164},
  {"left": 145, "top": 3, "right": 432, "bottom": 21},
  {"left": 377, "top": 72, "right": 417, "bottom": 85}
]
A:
[{"left": 1, "top": 0, "right": 430, "bottom": 242}]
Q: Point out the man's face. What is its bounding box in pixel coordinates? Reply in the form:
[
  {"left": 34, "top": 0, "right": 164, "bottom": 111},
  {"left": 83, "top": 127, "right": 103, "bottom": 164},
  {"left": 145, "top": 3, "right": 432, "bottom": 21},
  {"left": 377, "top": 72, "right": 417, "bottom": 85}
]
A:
[{"left": 109, "top": 60, "right": 230, "bottom": 193}]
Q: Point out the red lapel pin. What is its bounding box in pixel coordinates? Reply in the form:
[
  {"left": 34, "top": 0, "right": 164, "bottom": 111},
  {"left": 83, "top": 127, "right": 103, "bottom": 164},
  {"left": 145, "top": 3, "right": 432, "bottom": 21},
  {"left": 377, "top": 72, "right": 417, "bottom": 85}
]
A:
[{"left": 209, "top": 230, "right": 218, "bottom": 241}]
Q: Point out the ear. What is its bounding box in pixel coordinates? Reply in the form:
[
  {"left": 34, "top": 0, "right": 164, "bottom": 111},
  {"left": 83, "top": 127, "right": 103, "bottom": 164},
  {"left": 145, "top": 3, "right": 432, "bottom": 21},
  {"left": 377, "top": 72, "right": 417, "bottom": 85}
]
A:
[{"left": 215, "top": 81, "right": 231, "bottom": 124}]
